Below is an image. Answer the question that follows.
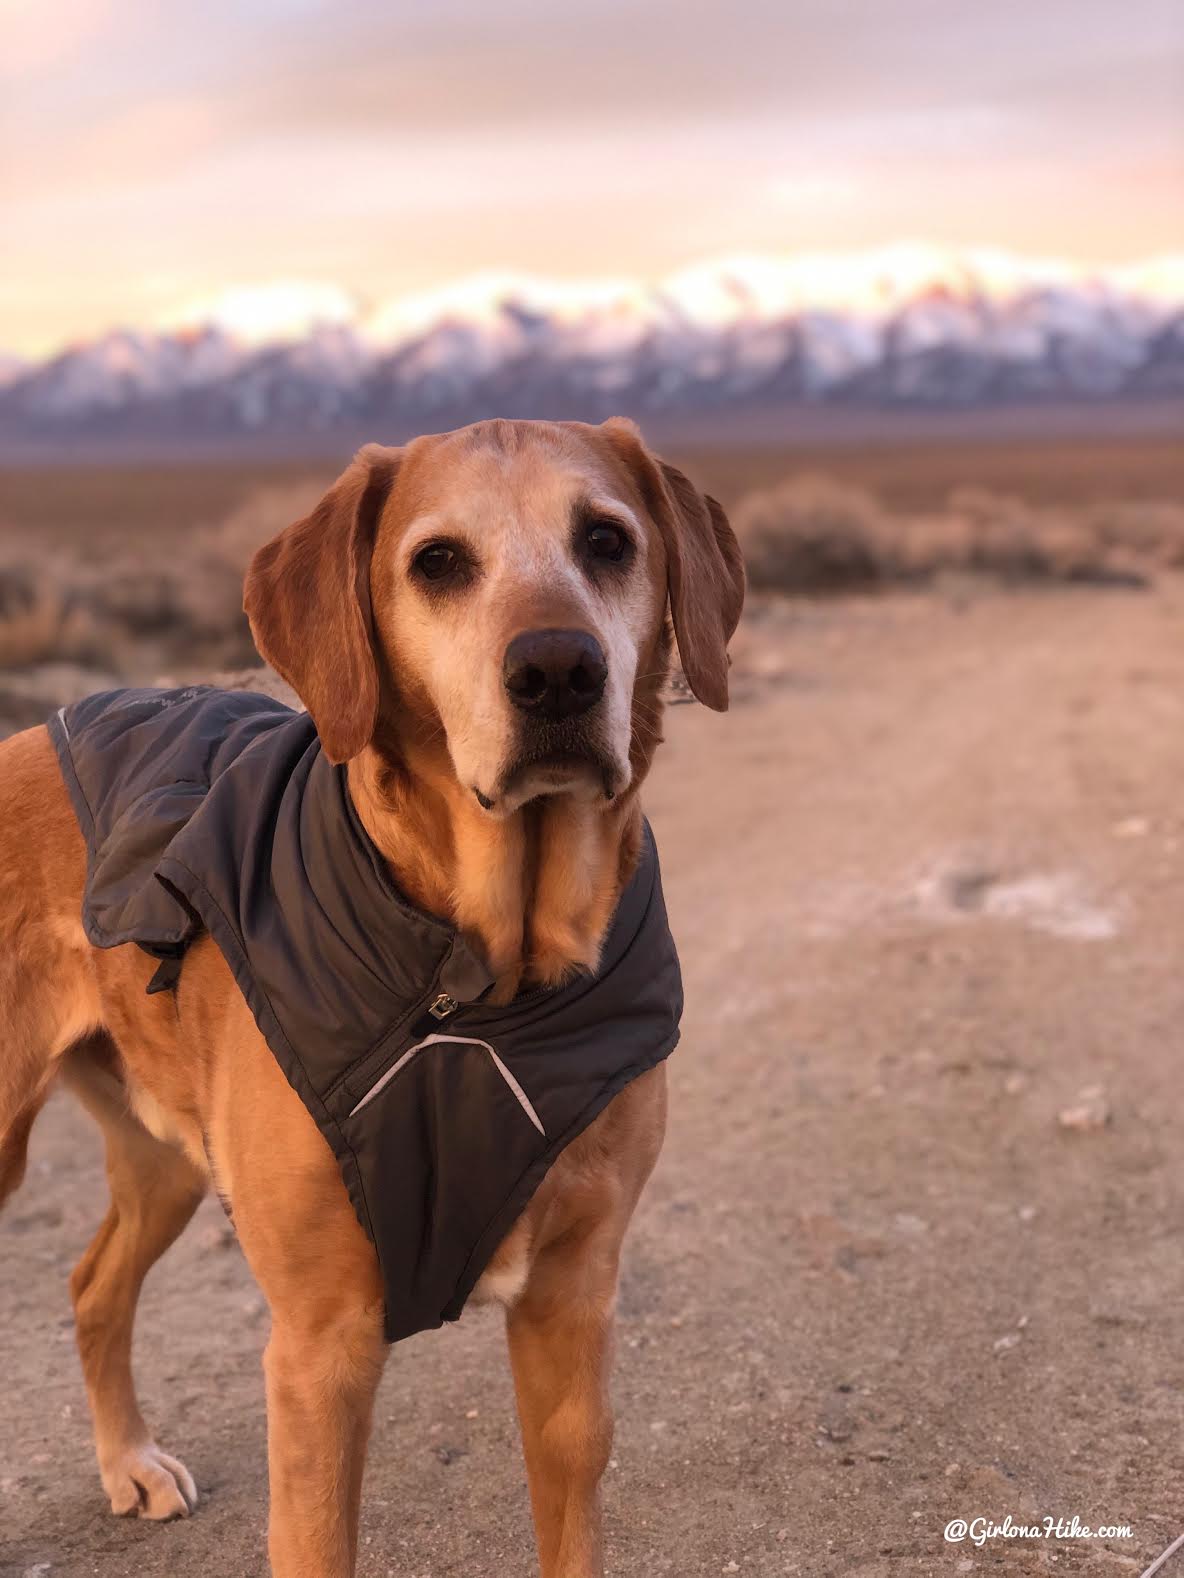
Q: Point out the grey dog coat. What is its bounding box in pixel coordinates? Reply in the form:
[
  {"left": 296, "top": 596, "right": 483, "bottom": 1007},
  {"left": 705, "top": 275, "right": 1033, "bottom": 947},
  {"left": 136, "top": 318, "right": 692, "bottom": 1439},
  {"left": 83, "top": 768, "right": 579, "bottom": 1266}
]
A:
[{"left": 48, "top": 686, "right": 683, "bottom": 1342}]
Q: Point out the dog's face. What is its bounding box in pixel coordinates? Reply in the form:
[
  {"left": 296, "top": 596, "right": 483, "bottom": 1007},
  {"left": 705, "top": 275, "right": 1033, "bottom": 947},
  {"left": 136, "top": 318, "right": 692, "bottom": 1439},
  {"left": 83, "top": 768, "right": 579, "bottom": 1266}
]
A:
[
  {"left": 244, "top": 419, "right": 744, "bottom": 810},
  {"left": 371, "top": 422, "right": 667, "bottom": 814}
]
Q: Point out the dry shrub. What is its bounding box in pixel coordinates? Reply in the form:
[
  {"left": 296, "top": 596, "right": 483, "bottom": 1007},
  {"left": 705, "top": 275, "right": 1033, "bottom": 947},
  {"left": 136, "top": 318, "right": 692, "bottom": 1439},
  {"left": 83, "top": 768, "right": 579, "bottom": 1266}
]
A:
[
  {"left": 943, "top": 489, "right": 1145, "bottom": 585},
  {"left": 0, "top": 485, "right": 310, "bottom": 683},
  {"left": 204, "top": 485, "right": 317, "bottom": 569},
  {"left": 734, "top": 477, "right": 1167, "bottom": 594},
  {"left": 4, "top": 472, "right": 1180, "bottom": 711},
  {"left": 0, "top": 562, "right": 70, "bottom": 668},
  {"left": 0, "top": 558, "right": 112, "bottom": 669},
  {"left": 733, "top": 476, "right": 893, "bottom": 592},
  {"left": 1084, "top": 498, "right": 1184, "bottom": 566}
]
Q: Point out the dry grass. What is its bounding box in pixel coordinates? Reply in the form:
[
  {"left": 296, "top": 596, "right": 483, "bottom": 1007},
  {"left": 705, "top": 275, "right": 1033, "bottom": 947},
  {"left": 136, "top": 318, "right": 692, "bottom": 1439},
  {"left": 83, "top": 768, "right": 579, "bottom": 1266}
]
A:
[
  {"left": 0, "top": 461, "right": 336, "bottom": 552},
  {"left": 667, "top": 427, "right": 1184, "bottom": 513},
  {"left": 734, "top": 477, "right": 1184, "bottom": 593},
  {"left": 3, "top": 428, "right": 1182, "bottom": 545},
  {"left": 0, "top": 484, "right": 312, "bottom": 679},
  {"left": 1, "top": 436, "right": 1181, "bottom": 731}
]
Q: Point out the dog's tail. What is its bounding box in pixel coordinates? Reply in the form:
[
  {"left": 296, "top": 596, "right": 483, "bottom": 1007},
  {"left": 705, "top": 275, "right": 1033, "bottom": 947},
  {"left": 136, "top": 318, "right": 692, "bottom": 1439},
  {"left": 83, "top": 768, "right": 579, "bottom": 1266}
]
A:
[
  {"left": 0, "top": 1088, "right": 50, "bottom": 1208},
  {"left": 0, "top": 1000, "right": 108, "bottom": 1216}
]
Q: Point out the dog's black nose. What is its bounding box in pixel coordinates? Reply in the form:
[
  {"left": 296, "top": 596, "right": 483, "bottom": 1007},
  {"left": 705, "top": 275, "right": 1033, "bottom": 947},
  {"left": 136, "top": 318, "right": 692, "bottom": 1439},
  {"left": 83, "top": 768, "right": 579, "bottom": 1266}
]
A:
[{"left": 503, "top": 628, "right": 607, "bottom": 720}]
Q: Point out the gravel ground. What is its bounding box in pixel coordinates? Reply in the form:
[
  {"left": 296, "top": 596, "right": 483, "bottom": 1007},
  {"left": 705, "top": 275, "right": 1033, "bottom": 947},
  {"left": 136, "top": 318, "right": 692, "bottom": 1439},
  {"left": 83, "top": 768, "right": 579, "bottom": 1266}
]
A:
[{"left": 4, "top": 582, "right": 1184, "bottom": 1578}]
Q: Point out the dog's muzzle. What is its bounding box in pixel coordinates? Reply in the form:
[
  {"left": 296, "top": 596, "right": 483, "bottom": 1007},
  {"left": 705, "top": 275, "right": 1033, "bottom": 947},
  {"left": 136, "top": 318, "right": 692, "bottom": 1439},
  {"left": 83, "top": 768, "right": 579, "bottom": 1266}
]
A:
[{"left": 502, "top": 628, "right": 607, "bottom": 722}]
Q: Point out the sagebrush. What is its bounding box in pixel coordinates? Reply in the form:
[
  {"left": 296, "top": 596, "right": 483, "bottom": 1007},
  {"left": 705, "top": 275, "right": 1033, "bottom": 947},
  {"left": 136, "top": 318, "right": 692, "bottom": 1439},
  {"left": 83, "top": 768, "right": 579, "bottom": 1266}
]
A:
[
  {"left": 3, "top": 473, "right": 1182, "bottom": 734},
  {"left": 734, "top": 476, "right": 1184, "bottom": 593}
]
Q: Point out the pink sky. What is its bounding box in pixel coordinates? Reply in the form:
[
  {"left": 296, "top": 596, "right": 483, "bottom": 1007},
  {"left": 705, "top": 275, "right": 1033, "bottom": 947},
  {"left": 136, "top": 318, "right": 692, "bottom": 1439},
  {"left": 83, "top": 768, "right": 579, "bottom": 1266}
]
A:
[{"left": 3, "top": 0, "right": 1182, "bottom": 356}]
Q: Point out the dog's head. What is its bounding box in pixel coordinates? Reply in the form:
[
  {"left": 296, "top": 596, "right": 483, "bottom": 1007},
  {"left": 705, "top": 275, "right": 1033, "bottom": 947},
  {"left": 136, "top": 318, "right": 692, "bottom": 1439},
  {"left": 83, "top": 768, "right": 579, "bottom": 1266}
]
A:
[{"left": 244, "top": 418, "right": 744, "bottom": 814}]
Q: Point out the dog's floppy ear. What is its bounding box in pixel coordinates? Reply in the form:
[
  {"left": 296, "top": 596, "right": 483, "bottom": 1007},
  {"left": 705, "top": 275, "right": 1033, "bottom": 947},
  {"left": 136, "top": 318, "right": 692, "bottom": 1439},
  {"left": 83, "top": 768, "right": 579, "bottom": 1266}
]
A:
[
  {"left": 243, "top": 445, "right": 400, "bottom": 763},
  {"left": 602, "top": 418, "right": 745, "bottom": 711}
]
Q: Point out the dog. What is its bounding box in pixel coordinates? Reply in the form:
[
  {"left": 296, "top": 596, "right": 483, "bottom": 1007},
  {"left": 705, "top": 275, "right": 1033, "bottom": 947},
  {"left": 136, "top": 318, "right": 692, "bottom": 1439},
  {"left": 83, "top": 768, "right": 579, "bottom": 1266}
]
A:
[{"left": 0, "top": 417, "right": 744, "bottom": 1578}]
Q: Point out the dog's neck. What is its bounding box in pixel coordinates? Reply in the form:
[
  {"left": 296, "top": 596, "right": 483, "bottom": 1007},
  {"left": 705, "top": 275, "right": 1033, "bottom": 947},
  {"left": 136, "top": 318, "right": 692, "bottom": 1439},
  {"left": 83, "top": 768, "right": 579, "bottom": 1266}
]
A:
[{"left": 347, "top": 746, "right": 643, "bottom": 1003}]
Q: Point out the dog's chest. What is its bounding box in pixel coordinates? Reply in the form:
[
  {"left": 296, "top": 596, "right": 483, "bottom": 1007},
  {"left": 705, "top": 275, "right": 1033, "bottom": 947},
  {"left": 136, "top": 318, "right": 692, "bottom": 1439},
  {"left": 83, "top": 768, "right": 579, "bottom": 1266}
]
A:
[{"left": 51, "top": 685, "right": 684, "bottom": 1345}]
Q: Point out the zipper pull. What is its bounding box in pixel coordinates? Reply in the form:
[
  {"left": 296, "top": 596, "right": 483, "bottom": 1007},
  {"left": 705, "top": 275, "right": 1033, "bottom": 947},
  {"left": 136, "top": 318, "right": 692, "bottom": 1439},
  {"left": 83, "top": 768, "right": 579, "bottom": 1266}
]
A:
[{"left": 428, "top": 992, "right": 458, "bottom": 1020}]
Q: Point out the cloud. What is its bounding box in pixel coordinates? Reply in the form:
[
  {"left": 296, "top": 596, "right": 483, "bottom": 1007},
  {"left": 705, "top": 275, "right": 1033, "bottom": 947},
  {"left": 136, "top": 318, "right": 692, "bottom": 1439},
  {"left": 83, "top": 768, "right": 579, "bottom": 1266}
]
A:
[
  {"left": 0, "top": 0, "right": 113, "bottom": 75},
  {"left": 2, "top": 0, "right": 1181, "bottom": 354},
  {"left": 4, "top": 97, "right": 224, "bottom": 203}
]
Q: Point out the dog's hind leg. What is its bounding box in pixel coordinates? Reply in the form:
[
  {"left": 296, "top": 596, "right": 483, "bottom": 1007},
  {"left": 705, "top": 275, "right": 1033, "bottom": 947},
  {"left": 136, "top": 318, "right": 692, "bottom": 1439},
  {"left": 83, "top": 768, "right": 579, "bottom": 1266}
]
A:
[{"left": 63, "top": 1048, "right": 207, "bottom": 1521}]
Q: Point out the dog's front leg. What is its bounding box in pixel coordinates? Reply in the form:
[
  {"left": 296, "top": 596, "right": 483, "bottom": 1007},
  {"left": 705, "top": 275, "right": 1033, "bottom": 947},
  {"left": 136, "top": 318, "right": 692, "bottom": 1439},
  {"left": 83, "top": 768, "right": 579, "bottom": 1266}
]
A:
[
  {"left": 264, "top": 1299, "right": 387, "bottom": 1577},
  {"left": 506, "top": 1229, "right": 620, "bottom": 1578}
]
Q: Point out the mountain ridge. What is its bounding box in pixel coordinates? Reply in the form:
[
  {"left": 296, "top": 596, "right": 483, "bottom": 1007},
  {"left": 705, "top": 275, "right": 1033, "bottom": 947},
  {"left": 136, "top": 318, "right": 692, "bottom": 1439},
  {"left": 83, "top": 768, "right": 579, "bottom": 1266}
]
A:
[{"left": 4, "top": 247, "right": 1182, "bottom": 440}]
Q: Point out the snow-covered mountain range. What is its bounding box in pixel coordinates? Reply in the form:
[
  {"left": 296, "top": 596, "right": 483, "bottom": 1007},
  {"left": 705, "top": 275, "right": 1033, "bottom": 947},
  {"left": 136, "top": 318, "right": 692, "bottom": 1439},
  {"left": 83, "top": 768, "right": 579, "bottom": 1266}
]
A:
[{"left": 4, "top": 247, "right": 1182, "bottom": 441}]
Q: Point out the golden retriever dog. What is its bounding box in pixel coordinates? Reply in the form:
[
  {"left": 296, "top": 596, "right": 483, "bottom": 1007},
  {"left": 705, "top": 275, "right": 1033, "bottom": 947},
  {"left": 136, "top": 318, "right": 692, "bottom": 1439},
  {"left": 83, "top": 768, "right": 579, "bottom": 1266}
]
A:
[{"left": 0, "top": 417, "right": 743, "bottom": 1577}]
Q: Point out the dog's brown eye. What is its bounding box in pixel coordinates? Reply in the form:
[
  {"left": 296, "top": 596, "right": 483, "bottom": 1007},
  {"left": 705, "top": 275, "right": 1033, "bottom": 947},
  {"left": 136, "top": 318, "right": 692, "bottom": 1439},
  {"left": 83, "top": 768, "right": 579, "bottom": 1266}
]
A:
[
  {"left": 413, "top": 543, "right": 458, "bottom": 581},
  {"left": 586, "top": 521, "right": 627, "bottom": 562}
]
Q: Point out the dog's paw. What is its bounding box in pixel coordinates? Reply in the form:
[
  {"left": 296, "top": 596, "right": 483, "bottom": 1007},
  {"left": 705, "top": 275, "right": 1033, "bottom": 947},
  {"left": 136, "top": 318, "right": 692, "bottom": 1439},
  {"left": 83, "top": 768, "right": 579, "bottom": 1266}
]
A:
[{"left": 102, "top": 1442, "right": 198, "bottom": 1520}]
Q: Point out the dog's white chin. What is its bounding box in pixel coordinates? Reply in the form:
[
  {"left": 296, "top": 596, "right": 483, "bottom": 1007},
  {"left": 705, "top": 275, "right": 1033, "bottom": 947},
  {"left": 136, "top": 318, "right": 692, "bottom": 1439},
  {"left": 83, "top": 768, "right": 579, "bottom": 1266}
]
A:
[{"left": 473, "top": 757, "right": 631, "bottom": 818}]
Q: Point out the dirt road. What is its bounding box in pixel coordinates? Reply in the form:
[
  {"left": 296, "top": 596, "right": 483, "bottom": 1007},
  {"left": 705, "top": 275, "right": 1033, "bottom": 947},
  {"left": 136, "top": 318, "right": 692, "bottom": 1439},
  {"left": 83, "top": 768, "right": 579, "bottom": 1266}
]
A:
[{"left": 5, "top": 583, "right": 1184, "bottom": 1577}]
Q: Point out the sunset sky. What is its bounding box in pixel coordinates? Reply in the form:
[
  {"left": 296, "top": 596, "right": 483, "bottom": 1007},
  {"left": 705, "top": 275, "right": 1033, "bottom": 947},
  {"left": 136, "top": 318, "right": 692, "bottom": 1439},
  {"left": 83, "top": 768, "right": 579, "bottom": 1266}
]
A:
[{"left": 2, "top": 0, "right": 1182, "bottom": 357}]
